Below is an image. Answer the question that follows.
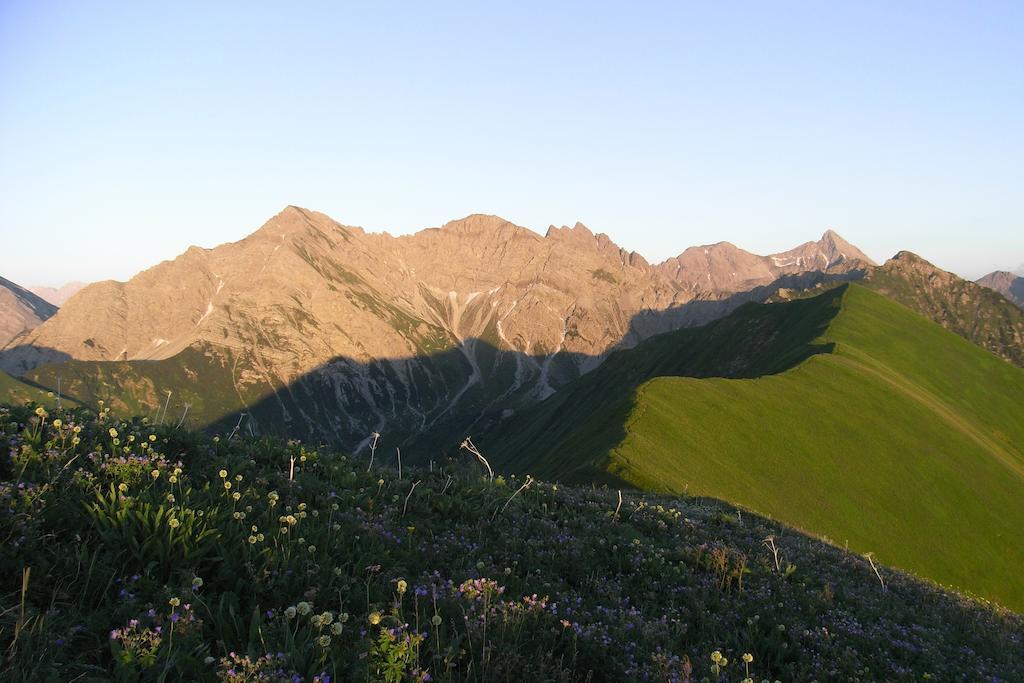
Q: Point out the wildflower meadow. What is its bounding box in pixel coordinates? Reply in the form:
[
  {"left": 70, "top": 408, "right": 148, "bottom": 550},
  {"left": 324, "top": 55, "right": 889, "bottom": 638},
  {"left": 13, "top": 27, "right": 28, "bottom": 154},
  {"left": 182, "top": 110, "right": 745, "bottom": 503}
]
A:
[{"left": 1, "top": 402, "right": 1022, "bottom": 681}]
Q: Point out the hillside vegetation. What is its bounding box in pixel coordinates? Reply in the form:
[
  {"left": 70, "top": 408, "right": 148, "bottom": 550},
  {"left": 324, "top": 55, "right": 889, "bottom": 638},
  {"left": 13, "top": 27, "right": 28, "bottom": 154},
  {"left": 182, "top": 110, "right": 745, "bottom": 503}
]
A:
[
  {"left": 864, "top": 251, "right": 1024, "bottom": 366},
  {"left": 489, "top": 284, "right": 1024, "bottom": 611},
  {"left": 0, "top": 369, "right": 71, "bottom": 408},
  {"left": 2, "top": 403, "right": 1022, "bottom": 681}
]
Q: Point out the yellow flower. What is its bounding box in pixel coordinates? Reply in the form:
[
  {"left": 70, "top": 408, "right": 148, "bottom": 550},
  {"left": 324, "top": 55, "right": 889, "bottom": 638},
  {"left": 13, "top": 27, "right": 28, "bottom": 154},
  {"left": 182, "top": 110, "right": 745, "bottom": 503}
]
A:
[
  {"left": 73, "top": 425, "right": 82, "bottom": 433},
  {"left": 151, "top": 469, "right": 160, "bottom": 480},
  {"left": 297, "top": 601, "right": 312, "bottom": 616},
  {"left": 52, "top": 419, "right": 62, "bottom": 428},
  {"left": 742, "top": 653, "right": 753, "bottom": 664},
  {"left": 317, "top": 634, "right": 331, "bottom": 648},
  {"left": 248, "top": 535, "right": 257, "bottom": 544},
  {"left": 330, "top": 622, "right": 344, "bottom": 635},
  {"left": 168, "top": 475, "right": 178, "bottom": 484},
  {"left": 224, "top": 481, "right": 232, "bottom": 490},
  {"left": 396, "top": 579, "right": 408, "bottom": 595},
  {"left": 711, "top": 651, "right": 723, "bottom": 664},
  {"left": 168, "top": 597, "right": 180, "bottom": 607},
  {"left": 149, "top": 434, "right": 157, "bottom": 442},
  {"left": 109, "top": 428, "right": 118, "bottom": 438},
  {"left": 168, "top": 518, "right": 180, "bottom": 528},
  {"left": 72, "top": 437, "right": 80, "bottom": 445},
  {"left": 218, "top": 469, "right": 227, "bottom": 478},
  {"left": 35, "top": 406, "right": 47, "bottom": 417},
  {"left": 368, "top": 611, "right": 382, "bottom": 625},
  {"left": 232, "top": 491, "right": 241, "bottom": 501},
  {"left": 118, "top": 483, "right": 128, "bottom": 493}
]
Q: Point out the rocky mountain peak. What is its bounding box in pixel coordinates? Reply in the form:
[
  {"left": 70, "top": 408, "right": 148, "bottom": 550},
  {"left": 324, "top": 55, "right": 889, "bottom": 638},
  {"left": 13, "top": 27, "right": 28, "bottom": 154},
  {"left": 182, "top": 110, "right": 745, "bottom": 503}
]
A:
[
  {"left": 977, "top": 270, "right": 1024, "bottom": 308},
  {"left": 544, "top": 221, "right": 595, "bottom": 242}
]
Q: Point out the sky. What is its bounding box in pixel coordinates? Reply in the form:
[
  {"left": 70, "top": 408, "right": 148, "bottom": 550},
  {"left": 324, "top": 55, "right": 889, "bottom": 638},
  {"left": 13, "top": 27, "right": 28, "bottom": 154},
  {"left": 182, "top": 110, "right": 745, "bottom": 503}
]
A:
[{"left": 1, "top": 1, "right": 1022, "bottom": 286}]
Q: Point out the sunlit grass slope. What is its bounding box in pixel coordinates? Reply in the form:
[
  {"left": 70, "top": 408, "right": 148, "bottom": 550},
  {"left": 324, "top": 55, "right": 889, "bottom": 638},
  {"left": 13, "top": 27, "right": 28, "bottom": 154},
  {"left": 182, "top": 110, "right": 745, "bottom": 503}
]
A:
[
  {"left": 491, "top": 285, "right": 1024, "bottom": 610},
  {"left": 0, "top": 369, "right": 74, "bottom": 407}
]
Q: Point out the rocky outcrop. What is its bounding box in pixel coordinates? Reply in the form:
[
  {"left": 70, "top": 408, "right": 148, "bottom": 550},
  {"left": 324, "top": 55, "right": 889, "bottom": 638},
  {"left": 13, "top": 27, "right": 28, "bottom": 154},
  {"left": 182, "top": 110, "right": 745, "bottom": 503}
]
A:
[{"left": 864, "top": 252, "right": 1024, "bottom": 366}]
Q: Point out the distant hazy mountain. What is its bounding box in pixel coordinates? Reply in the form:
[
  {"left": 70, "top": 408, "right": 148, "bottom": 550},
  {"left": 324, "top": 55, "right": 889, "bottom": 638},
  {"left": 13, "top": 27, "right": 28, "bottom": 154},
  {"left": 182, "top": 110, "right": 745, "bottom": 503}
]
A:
[
  {"left": 0, "top": 206, "right": 870, "bottom": 450},
  {"left": 29, "top": 281, "right": 88, "bottom": 306},
  {"left": 862, "top": 253, "right": 1024, "bottom": 366},
  {"left": 0, "top": 276, "right": 57, "bottom": 348},
  {"left": 976, "top": 271, "right": 1024, "bottom": 308}
]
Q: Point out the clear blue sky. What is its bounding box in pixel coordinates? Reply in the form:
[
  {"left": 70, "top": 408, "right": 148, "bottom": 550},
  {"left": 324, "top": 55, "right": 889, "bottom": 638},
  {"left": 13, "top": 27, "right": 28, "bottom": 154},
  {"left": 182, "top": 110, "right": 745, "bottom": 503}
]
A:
[{"left": 1, "top": 1, "right": 1022, "bottom": 286}]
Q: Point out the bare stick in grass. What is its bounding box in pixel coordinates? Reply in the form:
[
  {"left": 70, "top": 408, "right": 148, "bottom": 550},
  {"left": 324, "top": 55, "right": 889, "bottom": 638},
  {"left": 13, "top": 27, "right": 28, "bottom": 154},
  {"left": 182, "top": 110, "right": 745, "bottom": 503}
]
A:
[
  {"left": 459, "top": 437, "right": 493, "bottom": 482},
  {"left": 158, "top": 390, "right": 173, "bottom": 425},
  {"left": 494, "top": 475, "right": 534, "bottom": 519},
  {"left": 865, "top": 552, "right": 886, "bottom": 592},
  {"left": 367, "top": 432, "right": 380, "bottom": 472},
  {"left": 228, "top": 412, "right": 246, "bottom": 440},
  {"left": 175, "top": 403, "right": 191, "bottom": 429},
  {"left": 402, "top": 480, "right": 421, "bottom": 517},
  {"left": 762, "top": 536, "right": 783, "bottom": 573}
]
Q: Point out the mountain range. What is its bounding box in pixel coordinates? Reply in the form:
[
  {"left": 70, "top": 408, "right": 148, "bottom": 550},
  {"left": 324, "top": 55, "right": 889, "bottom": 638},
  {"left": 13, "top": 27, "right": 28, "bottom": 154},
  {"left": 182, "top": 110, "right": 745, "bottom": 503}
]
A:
[
  {"left": 2, "top": 207, "right": 1021, "bottom": 453},
  {"left": 1, "top": 205, "right": 1023, "bottom": 610},
  {"left": 0, "top": 207, "right": 872, "bottom": 448}
]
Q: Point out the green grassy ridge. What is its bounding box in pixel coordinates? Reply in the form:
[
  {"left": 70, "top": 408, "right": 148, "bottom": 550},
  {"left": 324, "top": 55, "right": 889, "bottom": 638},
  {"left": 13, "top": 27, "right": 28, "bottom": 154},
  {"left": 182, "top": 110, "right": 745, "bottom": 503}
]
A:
[
  {"left": 490, "top": 284, "right": 1024, "bottom": 610},
  {"left": 487, "top": 286, "right": 849, "bottom": 479}
]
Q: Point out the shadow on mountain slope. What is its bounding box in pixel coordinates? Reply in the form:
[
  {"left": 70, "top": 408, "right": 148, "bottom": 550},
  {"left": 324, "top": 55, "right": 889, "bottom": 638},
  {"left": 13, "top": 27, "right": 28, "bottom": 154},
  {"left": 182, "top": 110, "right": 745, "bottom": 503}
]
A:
[
  {"left": 6, "top": 284, "right": 847, "bottom": 478},
  {"left": 484, "top": 285, "right": 847, "bottom": 481}
]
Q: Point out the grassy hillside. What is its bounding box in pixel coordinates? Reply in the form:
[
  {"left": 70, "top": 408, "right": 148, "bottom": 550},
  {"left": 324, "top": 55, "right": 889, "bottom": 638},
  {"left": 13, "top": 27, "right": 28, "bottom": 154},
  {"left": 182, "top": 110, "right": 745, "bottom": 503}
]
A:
[
  {"left": 489, "top": 284, "right": 1024, "bottom": 611},
  {"left": 2, "top": 403, "right": 1022, "bottom": 681},
  {"left": 0, "top": 368, "right": 73, "bottom": 408}
]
